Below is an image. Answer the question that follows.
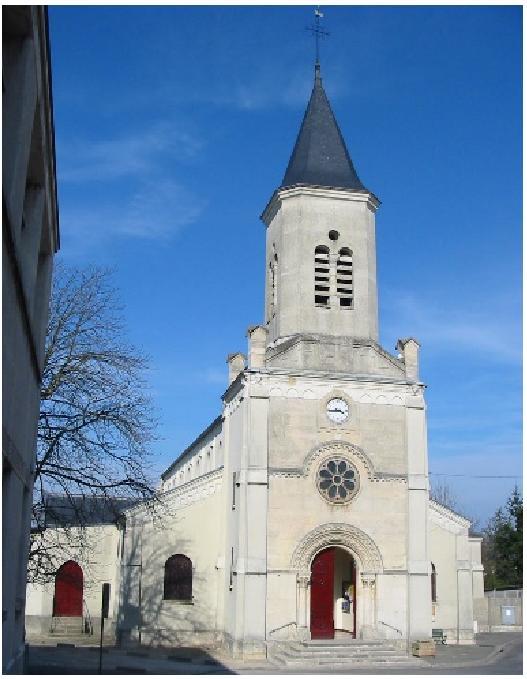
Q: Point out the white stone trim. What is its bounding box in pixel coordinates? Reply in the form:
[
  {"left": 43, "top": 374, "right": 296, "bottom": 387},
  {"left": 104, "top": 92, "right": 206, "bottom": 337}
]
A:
[
  {"left": 429, "top": 498, "right": 471, "bottom": 532},
  {"left": 125, "top": 468, "right": 224, "bottom": 520},
  {"left": 290, "top": 522, "right": 383, "bottom": 575},
  {"left": 269, "top": 440, "right": 406, "bottom": 484}
]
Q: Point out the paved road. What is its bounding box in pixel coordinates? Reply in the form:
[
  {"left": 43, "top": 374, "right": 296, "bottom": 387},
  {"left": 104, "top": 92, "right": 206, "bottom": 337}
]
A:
[{"left": 27, "top": 633, "right": 522, "bottom": 675}]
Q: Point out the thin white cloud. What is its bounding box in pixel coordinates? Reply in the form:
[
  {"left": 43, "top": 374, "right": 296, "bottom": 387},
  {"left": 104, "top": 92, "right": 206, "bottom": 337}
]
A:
[
  {"left": 62, "top": 179, "right": 205, "bottom": 249},
  {"left": 58, "top": 121, "right": 204, "bottom": 183},
  {"left": 118, "top": 179, "right": 204, "bottom": 238},
  {"left": 382, "top": 290, "right": 522, "bottom": 364}
]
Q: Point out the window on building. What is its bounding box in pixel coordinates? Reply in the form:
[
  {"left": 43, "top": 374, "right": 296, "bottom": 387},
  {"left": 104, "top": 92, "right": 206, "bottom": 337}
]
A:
[
  {"left": 337, "top": 247, "right": 353, "bottom": 308},
  {"left": 268, "top": 251, "right": 278, "bottom": 318},
  {"left": 315, "top": 245, "right": 330, "bottom": 306},
  {"left": 164, "top": 554, "right": 192, "bottom": 601},
  {"left": 431, "top": 563, "right": 437, "bottom": 602}
]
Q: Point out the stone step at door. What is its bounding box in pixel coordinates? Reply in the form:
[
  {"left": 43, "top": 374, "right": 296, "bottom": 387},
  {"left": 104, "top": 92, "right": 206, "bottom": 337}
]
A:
[
  {"left": 50, "top": 616, "right": 84, "bottom": 635},
  {"left": 269, "top": 641, "right": 426, "bottom": 669}
]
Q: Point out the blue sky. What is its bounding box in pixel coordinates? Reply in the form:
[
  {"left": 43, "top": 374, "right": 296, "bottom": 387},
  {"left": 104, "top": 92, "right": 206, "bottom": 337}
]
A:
[{"left": 48, "top": 5, "right": 522, "bottom": 525}]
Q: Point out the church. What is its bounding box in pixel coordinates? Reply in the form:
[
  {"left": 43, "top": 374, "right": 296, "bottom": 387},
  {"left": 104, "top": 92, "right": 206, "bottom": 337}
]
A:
[{"left": 26, "top": 61, "right": 485, "bottom": 659}]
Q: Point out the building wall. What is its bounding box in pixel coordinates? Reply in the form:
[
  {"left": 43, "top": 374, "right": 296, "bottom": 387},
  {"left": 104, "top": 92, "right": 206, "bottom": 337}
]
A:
[
  {"left": 3, "top": 6, "right": 59, "bottom": 673},
  {"left": 475, "top": 589, "right": 523, "bottom": 633},
  {"left": 118, "top": 469, "right": 225, "bottom": 647},
  {"left": 161, "top": 417, "right": 223, "bottom": 492},
  {"left": 428, "top": 502, "right": 477, "bottom": 643},
  {"left": 25, "top": 525, "right": 120, "bottom": 637},
  {"left": 264, "top": 373, "right": 412, "bottom": 643}
]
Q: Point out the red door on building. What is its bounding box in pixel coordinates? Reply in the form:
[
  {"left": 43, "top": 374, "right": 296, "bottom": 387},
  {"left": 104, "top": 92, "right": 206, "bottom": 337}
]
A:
[
  {"left": 54, "top": 560, "right": 83, "bottom": 617},
  {"left": 310, "top": 547, "right": 335, "bottom": 639}
]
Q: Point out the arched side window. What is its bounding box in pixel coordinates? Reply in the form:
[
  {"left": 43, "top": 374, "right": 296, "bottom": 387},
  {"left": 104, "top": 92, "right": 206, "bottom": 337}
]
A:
[
  {"left": 337, "top": 247, "right": 353, "bottom": 308},
  {"left": 164, "top": 554, "right": 192, "bottom": 601},
  {"left": 431, "top": 563, "right": 437, "bottom": 603},
  {"left": 268, "top": 252, "right": 278, "bottom": 318},
  {"left": 315, "top": 245, "right": 330, "bottom": 307}
]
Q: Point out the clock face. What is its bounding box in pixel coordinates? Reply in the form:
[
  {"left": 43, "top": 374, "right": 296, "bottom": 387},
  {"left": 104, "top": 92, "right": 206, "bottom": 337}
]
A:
[{"left": 326, "top": 398, "right": 349, "bottom": 424}]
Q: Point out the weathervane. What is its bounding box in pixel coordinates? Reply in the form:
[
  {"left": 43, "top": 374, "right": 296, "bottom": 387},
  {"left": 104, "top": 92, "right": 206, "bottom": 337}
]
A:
[{"left": 306, "top": 6, "right": 330, "bottom": 67}]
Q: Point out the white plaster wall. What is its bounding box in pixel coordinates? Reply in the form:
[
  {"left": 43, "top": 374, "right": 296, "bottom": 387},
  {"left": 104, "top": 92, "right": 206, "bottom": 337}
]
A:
[
  {"left": 428, "top": 521, "right": 458, "bottom": 635},
  {"left": 266, "top": 377, "right": 410, "bottom": 474},
  {"left": 121, "top": 473, "right": 225, "bottom": 646},
  {"left": 25, "top": 525, "right": 121, "bottom": 634},
  {"left": 376, "top": 573, "right": 408, "bottom": 639},
  {"left": 428, "top": 502, "right": 477, "bottom": 643}
]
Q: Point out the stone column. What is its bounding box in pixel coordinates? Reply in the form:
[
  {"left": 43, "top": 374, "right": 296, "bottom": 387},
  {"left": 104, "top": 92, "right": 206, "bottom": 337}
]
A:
[
  {"left": 230, "top": 374, "right": 269, "bottom": 659},
  {"left": 406, "top": 390, "right": 432, "bottom": 641},
  {"left": 456, "top": 533, "right": 475, "bottom": 643},
  {"left": 359, "top": 575, "right": 377, "bottom": 638},
  {"left": 296, "top": 574, "right": 310, "bottom": 639}
]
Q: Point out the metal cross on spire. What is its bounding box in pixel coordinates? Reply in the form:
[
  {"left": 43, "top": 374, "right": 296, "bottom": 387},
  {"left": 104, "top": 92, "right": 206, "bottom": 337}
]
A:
[{"left": 306, "top": 6, "right": 330, "bottom": 68}]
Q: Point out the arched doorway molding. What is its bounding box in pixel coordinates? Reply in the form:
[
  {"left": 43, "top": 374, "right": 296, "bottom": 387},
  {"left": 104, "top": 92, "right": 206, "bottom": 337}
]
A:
[
  {"left": 291, "top": 524, "right": 383, "bottom": 640},
  {"left": 291, "top": 522, "right": 383, "bottom": 579}
]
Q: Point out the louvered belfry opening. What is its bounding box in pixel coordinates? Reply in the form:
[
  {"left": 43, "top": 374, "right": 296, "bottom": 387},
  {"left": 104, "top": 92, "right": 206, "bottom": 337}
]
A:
[
  {"left": 314, "top": 245, "right": 331, "bottom": 307},
  {"left": 337, "top": 247, "right": 353, "bottom": 308}
]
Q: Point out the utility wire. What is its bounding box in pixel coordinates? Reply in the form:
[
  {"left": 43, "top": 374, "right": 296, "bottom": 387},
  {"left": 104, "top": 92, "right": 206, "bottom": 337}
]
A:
[{"left": 430, "top": 473, "right": 521, "bottom": 479}]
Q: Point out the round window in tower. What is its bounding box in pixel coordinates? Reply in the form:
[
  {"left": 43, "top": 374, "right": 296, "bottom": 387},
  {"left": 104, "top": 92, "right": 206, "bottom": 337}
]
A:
[{"left": 316, "top": 458, "right": 359, "bottom": 504}]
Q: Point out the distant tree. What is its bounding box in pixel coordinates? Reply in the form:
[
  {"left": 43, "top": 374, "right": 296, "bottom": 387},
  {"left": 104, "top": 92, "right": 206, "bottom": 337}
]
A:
[
  {"left": 29, "top": 265, "right": 157, "bottom": 583},
  {"left": 482, "top": 487, "right": 523, "bottom": 590}
]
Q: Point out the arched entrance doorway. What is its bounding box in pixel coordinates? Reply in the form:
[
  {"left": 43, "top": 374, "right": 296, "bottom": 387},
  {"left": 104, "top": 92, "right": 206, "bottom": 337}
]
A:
[
  {"left": 291, "top": 523, "right": 382, "bottom": 641},
  {"left": 310, "top": 547, "right": 356, "bottom": 639},
  {"left": 54, "top": 560, "right": 83, "bottom": 617}
]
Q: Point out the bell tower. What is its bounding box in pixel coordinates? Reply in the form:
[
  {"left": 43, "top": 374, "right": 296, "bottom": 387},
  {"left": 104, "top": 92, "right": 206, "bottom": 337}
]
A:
[{"left": 261, "top": 64, "right": 380, "bottom": 346}]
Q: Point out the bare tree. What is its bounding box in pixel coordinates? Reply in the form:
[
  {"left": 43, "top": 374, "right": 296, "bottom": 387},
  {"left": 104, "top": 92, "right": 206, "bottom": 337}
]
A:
[
  {"left": 430, "top": 479, "right": 460, "bottom": 513},
  {"left": 29, "top": 264, "right": 158, "bottom": 583},
  {"left": 430, "top": 479, "right": 480, "bottom": 532}
]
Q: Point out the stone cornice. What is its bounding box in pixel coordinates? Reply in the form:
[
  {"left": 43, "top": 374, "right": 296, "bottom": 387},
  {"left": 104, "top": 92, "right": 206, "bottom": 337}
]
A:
[
  {"left": 269, "top": 440, "right": 406, "bottom": 483},
  {"left": 265, "top": 333, "right": 407, "bottom": 375},
  {"left": 161, "top": 415, "right": 222, "bottom": 479},
  {"left": 429, "top": 498, "right": 471, "bottom": 531},
  {"left": 125, "top": 468, "right": 224, "bottom": 520},
  {"left": 222, "top": 370, "right": 245, "bottom": 402},
  {"left": 251, "top": 366, "right": 420, "bottom": 388},
  {"left": 260, "top": 185, "right": 380, "bottom": 225}
]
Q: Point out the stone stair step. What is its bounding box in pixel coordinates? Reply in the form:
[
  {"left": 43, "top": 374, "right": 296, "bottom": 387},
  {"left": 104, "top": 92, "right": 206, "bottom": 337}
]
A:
[
  {"left": 281, "top": 647, "right": 401, "bottom": 656},
  {"left": 50, "top": 617, "right": 85, "bottom": 635},
  {"left": 272, "top": 654, "right": 418, "bottom": 667},
  {"left": 269, "top": 640, "right": 422, "bottom": 669},
  {"left": 281, "top": 649, "right": 402, "bottom": 658}
]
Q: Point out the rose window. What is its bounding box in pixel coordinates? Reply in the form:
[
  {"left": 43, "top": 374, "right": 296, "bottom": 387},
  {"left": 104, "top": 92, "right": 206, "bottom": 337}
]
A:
[{"left": 317, "top": 458, "right": 358, "bottom": 503}]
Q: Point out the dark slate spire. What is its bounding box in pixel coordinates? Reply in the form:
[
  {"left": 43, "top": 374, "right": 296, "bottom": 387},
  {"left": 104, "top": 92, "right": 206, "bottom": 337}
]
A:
[{"left": 281, "top": 64, "right": 367, "bottom": 192}]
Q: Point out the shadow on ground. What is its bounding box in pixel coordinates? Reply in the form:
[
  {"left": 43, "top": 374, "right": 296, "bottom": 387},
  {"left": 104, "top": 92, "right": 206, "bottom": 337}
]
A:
[{"left": 27, "top": 644, "right": 235, "bottom": 674}]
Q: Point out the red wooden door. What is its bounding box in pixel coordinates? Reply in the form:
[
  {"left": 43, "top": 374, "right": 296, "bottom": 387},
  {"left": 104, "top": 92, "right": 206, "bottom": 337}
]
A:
[
  {"left": 54, "top": 560, "right": 83, "bottom": 617},
  {"left": 310, "top": 547, "right": 335, "bottom": 639}
]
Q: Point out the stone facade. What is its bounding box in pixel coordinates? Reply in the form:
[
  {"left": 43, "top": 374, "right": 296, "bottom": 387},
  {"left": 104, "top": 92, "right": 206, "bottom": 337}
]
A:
[{"left": 3, "top": 6, "right": 60, "bottom": 673}]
